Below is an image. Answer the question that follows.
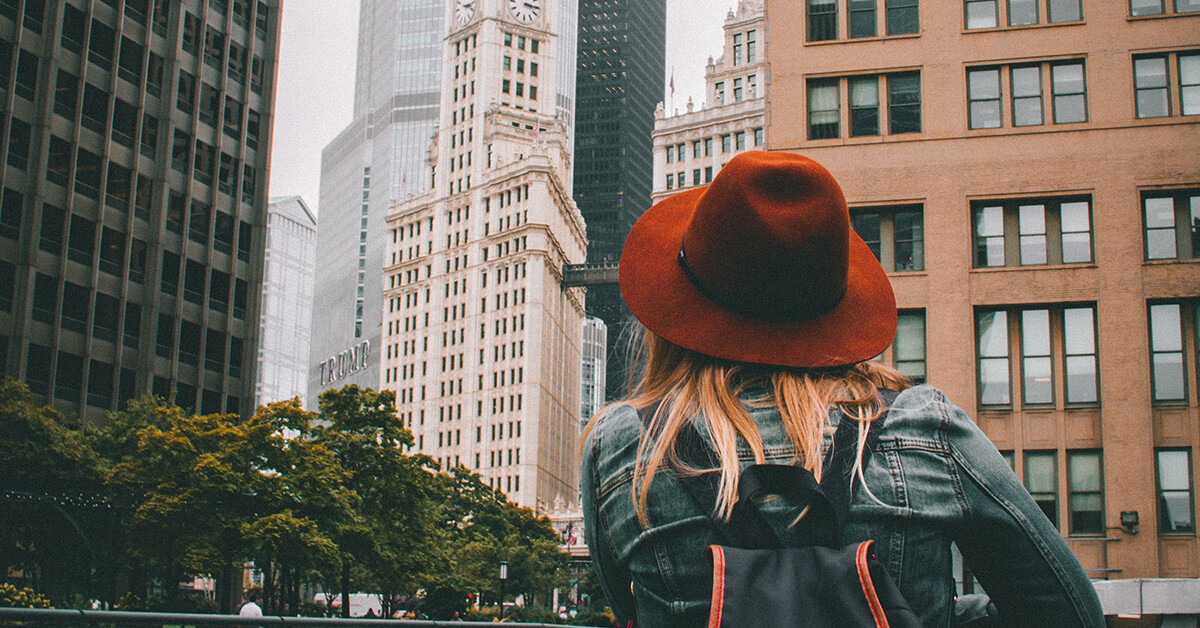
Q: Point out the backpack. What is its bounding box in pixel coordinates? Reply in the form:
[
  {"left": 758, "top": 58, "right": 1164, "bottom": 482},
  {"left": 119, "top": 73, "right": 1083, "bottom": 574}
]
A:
[{"left": 636, "top": 390, "right": 922, "bottom": 628}]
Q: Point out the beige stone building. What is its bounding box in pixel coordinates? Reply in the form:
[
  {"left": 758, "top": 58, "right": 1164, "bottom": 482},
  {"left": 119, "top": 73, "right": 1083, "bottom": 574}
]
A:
[
  {"left": 382, "top": 0, "right": 587, "bottom": 510},
  {"left": 652, "top": 0, "right": 767, "bottom": 205},
  {"left": 764, "top": 0, "right": 1199, "bottom": 591}
]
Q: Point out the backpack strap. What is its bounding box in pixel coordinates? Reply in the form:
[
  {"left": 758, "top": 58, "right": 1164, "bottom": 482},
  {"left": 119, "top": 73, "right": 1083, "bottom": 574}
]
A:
[{"left": 636, "top": 389, "right": 900, "bottom": 549}]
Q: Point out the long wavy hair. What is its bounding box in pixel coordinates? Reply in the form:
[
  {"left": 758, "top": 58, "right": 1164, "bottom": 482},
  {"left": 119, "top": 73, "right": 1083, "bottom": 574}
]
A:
[{"left": 598, "top": 326, "right": 911, "bottom": 526}]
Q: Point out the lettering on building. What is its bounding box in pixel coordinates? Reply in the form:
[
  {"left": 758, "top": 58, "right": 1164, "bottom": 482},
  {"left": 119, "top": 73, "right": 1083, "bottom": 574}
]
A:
[{"left": 318, "top": 340, "right": 371, "bottom": 387}]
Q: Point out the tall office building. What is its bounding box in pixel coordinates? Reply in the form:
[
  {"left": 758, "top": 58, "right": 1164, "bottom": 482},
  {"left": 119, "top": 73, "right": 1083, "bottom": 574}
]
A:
[
  {"left": 766, "top": 0, "right": 1199, "bottom": 599},
  {"left": 309, "top": 1, "right": 445, "bottom": 406},
  {"left": 382, "top": 0, "right": 586, "bottom": 509},
  {"left": 0, "top": 0, "right": 281, "bottom": 422},
  {"left": 580, "top": 315, "right": 606, "bottom": 423},
  {"left": 573, "top": 0, "right": 666, "bottom": 401},
  {"left": 256, "top": 196, "right": 315, "bottom": 407},
  {"left": 652, "top": 0, "right": 765, "bottom": 205}
]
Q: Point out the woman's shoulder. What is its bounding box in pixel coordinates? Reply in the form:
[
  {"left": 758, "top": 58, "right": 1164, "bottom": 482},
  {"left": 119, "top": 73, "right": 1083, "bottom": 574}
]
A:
[
  {"left": 583, "top": 403, "right": 643, "bottom": 458},
  {"left": 879, "top": 384, "right": 978, "bottom": 441}
]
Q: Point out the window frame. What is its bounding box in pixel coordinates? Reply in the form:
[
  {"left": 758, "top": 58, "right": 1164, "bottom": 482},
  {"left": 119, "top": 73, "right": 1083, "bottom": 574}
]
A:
[
  {"left": 976, "top": 304, "right": 1100, "bottom": 408},
  {"left": 972, "top": 196, "right": 1094, "bottom": 268},
  {"left": 1067, "top": 450, "right": 1105, "bottom": 537},
  {"left": 1142, "top": 188, "right": 1199, "bottom": 261},
  {"left": 1024, "top": 450, "right": 1060, "bottom": 528},
  {"left": 850, "top": 203, "right": 925, "bottom": 272},
  {"left": 1155, "top": 447, "right": 1196, "bottom": 534}
]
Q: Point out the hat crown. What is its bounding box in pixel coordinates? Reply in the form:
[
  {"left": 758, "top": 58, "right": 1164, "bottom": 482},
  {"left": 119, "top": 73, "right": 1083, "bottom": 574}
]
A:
[{"left": 681, "top": 152, "right": 850, "bottom": 322}]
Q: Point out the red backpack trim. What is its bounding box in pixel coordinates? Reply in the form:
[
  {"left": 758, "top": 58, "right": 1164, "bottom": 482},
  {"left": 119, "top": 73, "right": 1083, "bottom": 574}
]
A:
[
  {"left": 855, "top": 540, "right": 890, "bottom": 628},
  {"left": 708, "top": 545, "right": 726, "bottom": 628}
]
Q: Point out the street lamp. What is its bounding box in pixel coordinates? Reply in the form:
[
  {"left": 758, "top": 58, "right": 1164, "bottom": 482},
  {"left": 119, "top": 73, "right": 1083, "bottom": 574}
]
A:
[{"left": 498, "top": 561, "right": 509, "bottom": 619}]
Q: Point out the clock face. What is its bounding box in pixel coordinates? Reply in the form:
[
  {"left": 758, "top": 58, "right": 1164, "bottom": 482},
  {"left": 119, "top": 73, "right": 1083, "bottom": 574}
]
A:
[
  {"left": 508, "top": 0, "right": 541, "bottom": 24},
  {"left": 455, "top": 0, "right": 474, "bottom": 26}
]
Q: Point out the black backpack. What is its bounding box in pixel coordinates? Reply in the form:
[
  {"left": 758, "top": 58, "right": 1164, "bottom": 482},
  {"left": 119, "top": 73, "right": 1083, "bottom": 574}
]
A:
[{"left": 636, "top": 391, "right": 922, "bottom": 628}]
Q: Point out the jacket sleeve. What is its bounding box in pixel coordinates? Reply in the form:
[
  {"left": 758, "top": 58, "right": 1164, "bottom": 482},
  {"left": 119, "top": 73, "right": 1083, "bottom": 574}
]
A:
[
  {"left": 581, "top": 416, "right": 638, "bottom": 626},
  {"left": 940, "top": 396, "right": 1105, "bottom": 628}
]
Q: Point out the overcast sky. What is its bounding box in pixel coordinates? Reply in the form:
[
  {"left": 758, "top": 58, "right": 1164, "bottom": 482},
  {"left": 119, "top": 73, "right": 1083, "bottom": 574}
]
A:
[{"left": 266, "top": 1, "right": 732, "bottom": 215}]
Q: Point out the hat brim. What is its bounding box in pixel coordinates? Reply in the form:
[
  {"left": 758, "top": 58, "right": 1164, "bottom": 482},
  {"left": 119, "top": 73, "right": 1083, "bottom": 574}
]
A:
[{"left": 619, "top": 186, "right": 898, "bottom": 369}]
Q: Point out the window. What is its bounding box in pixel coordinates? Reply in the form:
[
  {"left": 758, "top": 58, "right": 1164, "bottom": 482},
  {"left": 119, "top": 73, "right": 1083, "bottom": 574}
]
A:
[
  {"left": 54, "top": 70, "right": 80, "bottom": 119},
  {"left": 887, "top": 0, "right": 920, "bottom": 34},
  {"left": 1008, "top": 65, "right": 1043, "bottom": 126},
  {"left": 850, "top": 77, "right": 880, "bottom": 136},
  {"left": 976, "top": 305, "right": 1098, "bottom": 407},
  {"left": 810, "top": 73, "right": 921, "bottom": 139},
  {"left": 6, "top": 119, "right": 29, "bottom": 170},
  {"left": 808, "top": 78, "right": 840, "bottom": 139},
  {"left": 1067, "top": 451, "right": 1104, "bottom": 536},
  {"left": 1148, "top": 302, "right": 1196, "bottom": 402},
  {"left": 850, "top": 0, "right": 877, "bottom": 38},
  {"left": 1143, "top": 189, "right": 1199, "bottom": 260},
  {"left": 1051, "top": 62, "right": 1087, "bottom": 123},
  {"left": 972, "top": 197, "right": 1093, "bottom": 267},
  {"left": 1131, "top": 0, "right": 1200, "bottom": 15},
  {"left": 966, "top": 0, "right": 1080, "bottom": 27},
  {"left": 0, "top": 189, "right": 23, "bottom": 241},
  {"left": 968, "top": 68, "right": 1002, "bottom": 129},
  {"left": 970, "top": 61, "right": 1086, "bottom": 129},
  {"left": 888, "top": 72, "right": 921, "bottom": 132},
  {"left": 735, "top": 131, "right": 746, "bottom": 150},
  {"left": 1135, "top": 56, "right": 1170, "bottom": 118},
  {"left": 808, "top": 0, "right": 837, "bottom": 41},
  {"left": 1157, "top": 448, "right": 1195, "bottom": 533},
  {"left": 1135, "top": 52, "right": 1198, "bottom": 119},
  {"left": 721, "top": 135, "right": 732, "bottom": 152},
  {"left": 851, "top": 204, "right": 924, "bottom": 271},
  {"left": 666, "top": 174, "right": 674, "bottom": 190},
  {"left": 875, "top": 310, "right": 927, "bottom": 383},
  {"left": 754, "top": 128, "right": 764, "bottom": 146},
  {"left": 733, "top": 33, "right": 743, "bottom": 66},
  {"left": 747, "top": 30, "right": 757, "bottom": 62},
  {"left": 1024, "top": 451, "right": 1058, "bottom": 527}
]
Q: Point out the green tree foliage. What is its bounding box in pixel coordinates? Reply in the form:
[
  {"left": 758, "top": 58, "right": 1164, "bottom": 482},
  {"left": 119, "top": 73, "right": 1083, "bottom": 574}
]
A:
[
  {"left": 0, "top": 379, "right": 106, "bottom": 603},
  {"left": 0, "top": 381, "right": 572, "bottom": 617}
]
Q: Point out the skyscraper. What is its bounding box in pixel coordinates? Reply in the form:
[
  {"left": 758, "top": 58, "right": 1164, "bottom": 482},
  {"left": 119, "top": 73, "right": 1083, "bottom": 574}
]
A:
[
  {"left": 573, "top": 0, "right": 666, "bottom": 401},
  {"left": 256, "top": 196, "right": 316, "bottom": 407},
  {"left": 309, "top": 1, "right": 445, "bottom": 406},
  {"left": 0, "top": 0, "right": 281, "bottom": 421},
  {"left": 381, "top": 0, "right": 586, "bottom": 509}
]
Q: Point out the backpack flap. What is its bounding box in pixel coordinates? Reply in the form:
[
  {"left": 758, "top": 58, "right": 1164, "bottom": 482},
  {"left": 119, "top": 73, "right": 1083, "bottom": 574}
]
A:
[{"left": 707, "top": 540, "right": 922, "bottom": 628}]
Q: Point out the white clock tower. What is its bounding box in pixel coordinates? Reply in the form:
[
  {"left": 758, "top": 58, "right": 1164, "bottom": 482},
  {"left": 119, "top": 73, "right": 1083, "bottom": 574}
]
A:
[{"left": 381, "top": 0, "right": 587, "bottom": 511}]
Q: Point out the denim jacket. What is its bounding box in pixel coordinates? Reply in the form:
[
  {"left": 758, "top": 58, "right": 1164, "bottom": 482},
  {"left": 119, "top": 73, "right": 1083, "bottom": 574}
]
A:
[{"left": 580, "top": 385, "right": 1105, "bottom": 628}]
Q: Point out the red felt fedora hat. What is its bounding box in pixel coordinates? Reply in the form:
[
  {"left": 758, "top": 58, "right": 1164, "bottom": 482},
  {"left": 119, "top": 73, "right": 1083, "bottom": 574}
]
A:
[{"left": 619, "top": 151, "right": 896, "bottom": 368}]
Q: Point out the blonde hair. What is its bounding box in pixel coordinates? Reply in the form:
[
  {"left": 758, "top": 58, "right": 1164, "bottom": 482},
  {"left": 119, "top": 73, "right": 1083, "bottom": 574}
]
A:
[{"left": 592, "top": 327, "right": 911, "bottom": 527}]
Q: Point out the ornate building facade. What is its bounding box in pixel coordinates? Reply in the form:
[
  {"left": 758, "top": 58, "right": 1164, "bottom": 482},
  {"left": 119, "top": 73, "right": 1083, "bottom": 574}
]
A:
[
  {"left": 652, "top": 0, "right": 766, "bottom": 205},
  {"left": 381, "top": 0, "right": 586, "bottom": 509}
]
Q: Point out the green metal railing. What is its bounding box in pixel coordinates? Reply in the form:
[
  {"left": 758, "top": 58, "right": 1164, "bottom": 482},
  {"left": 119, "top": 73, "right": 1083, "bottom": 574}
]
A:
[{"left": 0, "top": 608, "right": 566, "bottom": 627}]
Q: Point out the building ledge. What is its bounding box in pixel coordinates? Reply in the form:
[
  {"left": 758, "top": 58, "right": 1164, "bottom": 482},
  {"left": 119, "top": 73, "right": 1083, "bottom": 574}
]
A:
[{"left": 1094, "top": 578, "right": 1200, "bottom": 616}]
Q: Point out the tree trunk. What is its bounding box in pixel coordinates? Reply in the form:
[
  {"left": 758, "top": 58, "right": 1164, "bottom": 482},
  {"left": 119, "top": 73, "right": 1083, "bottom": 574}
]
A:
[
  {"left": 291, "top": 567, "right": 301, "bottom": 616},
  {"left": 262, "top": 560, "right": 275, "bottom": 614},
  {"left": 340, "top": 558, "right": 350, "bottom": 618}
]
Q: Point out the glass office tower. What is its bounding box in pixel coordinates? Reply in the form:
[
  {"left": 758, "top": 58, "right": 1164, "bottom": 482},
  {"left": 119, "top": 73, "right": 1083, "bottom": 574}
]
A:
[
  {"left": 0, "top": 0, "right": 282, "bottom": 422},
  {"left": 573, "top": 0, "right": 666, "bottom": 400},
  {"left": 309, "top": 0, "right": 445, "bottom": 406}
]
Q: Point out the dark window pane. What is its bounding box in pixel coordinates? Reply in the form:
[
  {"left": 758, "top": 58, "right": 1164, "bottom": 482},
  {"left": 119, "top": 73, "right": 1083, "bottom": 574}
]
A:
[
  {"left": 888, "top": 72, "right": 921, "bottom": 133},
  {"left": 67, "top": 215, "right": 96, "bottom": 264},
  {"left": 0, "top": 188, "right": 23, "bottom": 239}
]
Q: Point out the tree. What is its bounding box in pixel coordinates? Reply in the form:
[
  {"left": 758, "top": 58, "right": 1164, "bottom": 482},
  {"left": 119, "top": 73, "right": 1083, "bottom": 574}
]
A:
[
  {"left": 425, "top": 466, "right": 570, "bottom": 609},
  {"left": 99, "top": 395, "right": 276, "bottom": 612},
  {"left": 0, "top": 379, "right": 106, "bottom": 604}
]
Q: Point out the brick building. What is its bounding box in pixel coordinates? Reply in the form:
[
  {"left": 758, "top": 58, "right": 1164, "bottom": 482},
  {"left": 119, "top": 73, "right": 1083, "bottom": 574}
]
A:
[{"left": 764, "top": 0, "right": 1199, "bottom": 586}]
